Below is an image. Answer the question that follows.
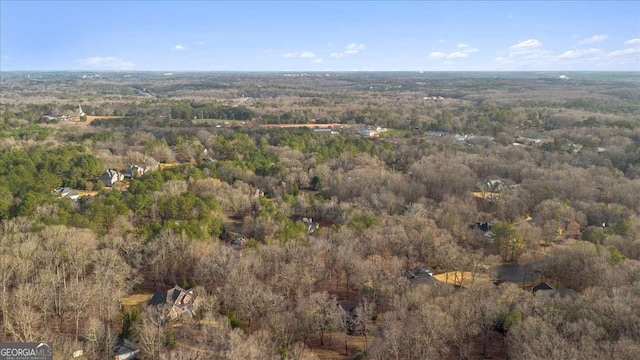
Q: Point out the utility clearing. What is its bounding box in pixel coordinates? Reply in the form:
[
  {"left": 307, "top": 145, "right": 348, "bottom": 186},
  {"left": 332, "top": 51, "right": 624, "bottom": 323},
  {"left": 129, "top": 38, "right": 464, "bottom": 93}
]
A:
[{"left": 433, "top": 271, "right": 491, "bottom": 288}]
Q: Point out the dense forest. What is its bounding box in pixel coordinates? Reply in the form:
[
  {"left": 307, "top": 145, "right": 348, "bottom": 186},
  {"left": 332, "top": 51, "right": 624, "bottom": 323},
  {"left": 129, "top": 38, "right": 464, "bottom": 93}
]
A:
[{"left": 0, "top": 71, "right": 639, "bottom": 359}]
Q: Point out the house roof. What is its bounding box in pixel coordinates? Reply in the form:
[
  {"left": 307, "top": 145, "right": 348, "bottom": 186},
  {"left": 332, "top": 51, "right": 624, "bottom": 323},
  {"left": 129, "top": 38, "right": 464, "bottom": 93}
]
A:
[
  {"left": 337, "top": 300, "right": 360, "bottom": 314},
  {"left": 123, "top": 165, "right": 144, "bottom": 177},
  {"left": 147, "top": 285, "right": 194, "bottom": 308},
  {"left": 469, "top": 222, "right": 492, "bottom": 232},
  {"left": 231, "top": 237, "right": 247, "bottom": 248},
  {"left": 408, "top": 268, "right": 436, "bottom": 284},
  {"left": 532, "top": 282, "right": 554, "bottom": 292},
  {"left": 147, "top": 289, "right": 170, "bottom": 306},
  {"left": 113, "top": 338, "right": 138, "bottom": 356},
  {"left": 534, "top": 287, "right": 578, "bottom": 299}
]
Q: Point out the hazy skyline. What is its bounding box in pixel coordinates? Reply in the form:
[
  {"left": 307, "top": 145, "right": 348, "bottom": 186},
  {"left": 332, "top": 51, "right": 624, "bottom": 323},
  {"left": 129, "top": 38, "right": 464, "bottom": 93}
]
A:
[{"left": 1, "top": 1, "right": 639, "bottom": 71}]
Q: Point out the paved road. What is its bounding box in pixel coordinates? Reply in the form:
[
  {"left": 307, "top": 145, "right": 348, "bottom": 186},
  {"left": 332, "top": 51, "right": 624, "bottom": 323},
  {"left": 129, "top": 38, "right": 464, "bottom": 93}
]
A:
[{"left": 498, "top": 264, "right": 538, "bottom": 283}]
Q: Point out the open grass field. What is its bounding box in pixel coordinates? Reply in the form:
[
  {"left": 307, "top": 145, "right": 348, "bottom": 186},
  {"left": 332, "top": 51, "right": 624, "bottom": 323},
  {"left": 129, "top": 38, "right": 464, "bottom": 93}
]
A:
[
  {"left": 379, "top": 128, "right": 409, "bottom": 137},
  {"left": 76, "top": 190, "right": 99, "bottom": 197},
  {"left": 434, "top": 271, "right": 491, "bottom": 288},
  {"left": 159, "top": 162, "right": 181, "bottom": 170},
  {"left": 472, "top": 191, "right": 501, "bottom": 200},
  {"left": 120, "top": 293, "right": 153, "bottom": 308},
  {"left": 85, "top": 115, "right": 125, "bottom": 123}
]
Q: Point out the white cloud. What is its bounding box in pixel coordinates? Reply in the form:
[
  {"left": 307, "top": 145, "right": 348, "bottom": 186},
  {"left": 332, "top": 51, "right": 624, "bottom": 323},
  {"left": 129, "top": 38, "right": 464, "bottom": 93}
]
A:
[
  {"left": 283, "top": 51, "right": 317, "bottom": 58},
  {"left": 508, "top": 39, "right": 547, "bottom": 58},
  {"left": 603, "top": 38, "right": 640, "bottom": 59},
  {"left": 311, "top": 58, "right": 323, "bottom": 64},
  {"left": 510, "top": 39, "right": 542, "bottom": 50},
  {"left": 500, "top": 39, "right": 557, "bottom": 67},
  {"left": 331, "top": 43, "right": 366, "bottom": 58},
  {"left": 607, "top": 47, "right": 640, "bottom": 57},
  {"left": 494, "top": 37, "right": 637, "bottom": 70},
  {"left": 299, "top": 51, "right": 316, "bottom": 58},
  {"left": 173, "top": 45, "right": 187, "bottom": 51},
  {"left": 439, "top": 39, "right": 445, "bottom": 43},
  {"left": 79, "top": 56, "right": 134, "bottom": 70},
  {"left": 558, "top": 48, "right": 602, "bottom": 59},
  {"left": 578, "top": 35, "right": 608, "bottom": 45},
  {"left": 429, "top": 43, "right": 478, "bottom": 60},
  {"left": 447, "top": 51, "right": 468, "bottom": 59},
  {"left": 624, "top": 38, "right": 640, "bottom": 46},
  {"left": 457, "top": 43, "right": 478, "bottom": 54},
  {"left": 521, "top": 51, "right": 555, "bottom": 61},
  {"left": 340, "top": 45, "right": 364, "bottom": 56},
  {"left": 346, "top": 43, "right": 365, "bottom": 51}
]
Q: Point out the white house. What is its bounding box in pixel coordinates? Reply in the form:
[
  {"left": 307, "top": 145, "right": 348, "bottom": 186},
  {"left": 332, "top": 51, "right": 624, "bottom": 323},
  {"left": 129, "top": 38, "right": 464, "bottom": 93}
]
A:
[
  {"left": 100, "top": 169, "right": 125, "bottom": 187},
  {"left": 122, "top": 165, "right": 145, "bottom": 179}
]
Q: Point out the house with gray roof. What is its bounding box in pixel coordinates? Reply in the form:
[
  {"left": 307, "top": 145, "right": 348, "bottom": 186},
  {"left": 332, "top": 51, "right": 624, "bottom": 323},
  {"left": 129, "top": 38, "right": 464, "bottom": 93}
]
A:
[
  {"left": 100, "top": 169, "right": 125, "bottom": 187},
  {"left": 122, "top": 165, "right": 145, "bottom": 179},
  {"left": 147, "top": 285, "right": 202, "bottom": 321},
  {"left": 113, "top": 338, "right": 138, "bottom": 360},
  {"left": 532, "top": 282, "right": 578, "bottom": 299}
]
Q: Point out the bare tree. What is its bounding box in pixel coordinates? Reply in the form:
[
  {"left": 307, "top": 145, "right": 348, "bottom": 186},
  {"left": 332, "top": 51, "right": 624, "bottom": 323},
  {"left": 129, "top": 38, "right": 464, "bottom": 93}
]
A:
[
  {"left": 296, "top": 291, "right": 341, "bottom": 347},
  {"left": 66, "top": 281, "right": 98, "bottom": 341},
  {"left": 4, "top": 288, "right": 44, "bottom": 342},
  {"left": 353, "top": 299, "right": 375, "bottom": 353},
  {"left": 135, "top": 304, "right": 169, "bottom": 359},
  {"left": 84, "top": 316, "right": 116, "bottom": 360},
  {"left": 369, "top": 289, "right": 454, "bottom": 360}
]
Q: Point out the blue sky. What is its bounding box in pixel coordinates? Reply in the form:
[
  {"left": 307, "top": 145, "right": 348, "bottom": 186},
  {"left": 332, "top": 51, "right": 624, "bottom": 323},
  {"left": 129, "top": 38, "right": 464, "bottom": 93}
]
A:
[{"left": 1, "top": 1, "right": 639, "bottom": 71}]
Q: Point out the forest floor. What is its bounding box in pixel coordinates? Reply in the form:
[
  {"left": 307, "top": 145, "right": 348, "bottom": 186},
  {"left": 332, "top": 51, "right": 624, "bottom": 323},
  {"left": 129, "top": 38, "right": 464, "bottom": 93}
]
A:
[
  {"left": 469, "top": 333, "right": 508, "bottom": 360},
  {"left": 305, "top": 333, "right": 368, "bottom": 359}
]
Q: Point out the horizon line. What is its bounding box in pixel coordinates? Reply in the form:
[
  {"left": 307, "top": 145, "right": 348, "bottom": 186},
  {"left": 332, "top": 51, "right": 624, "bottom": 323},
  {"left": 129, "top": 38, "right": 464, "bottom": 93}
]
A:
[{"left": 2, "top": 69, "right": 639, "bottom": 73}]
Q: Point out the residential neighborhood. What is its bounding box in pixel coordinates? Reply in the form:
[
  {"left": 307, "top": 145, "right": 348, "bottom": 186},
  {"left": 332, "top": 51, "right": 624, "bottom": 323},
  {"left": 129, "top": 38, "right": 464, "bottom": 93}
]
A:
[
  {"left": 147, "top": 285, "right": 202, "bottom": 321},
  {"left": 2, "top": 63, "right": 638, "bottom": 360}
]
